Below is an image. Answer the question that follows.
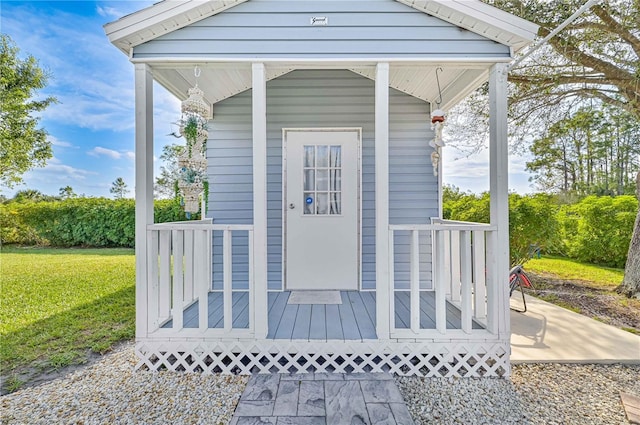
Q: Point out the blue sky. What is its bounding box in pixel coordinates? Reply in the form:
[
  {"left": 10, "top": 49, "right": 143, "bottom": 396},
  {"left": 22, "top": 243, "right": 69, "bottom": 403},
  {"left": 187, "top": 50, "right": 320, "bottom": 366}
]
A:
[{"left": 1, "top": 0, "right": 534, "bottom": 198}]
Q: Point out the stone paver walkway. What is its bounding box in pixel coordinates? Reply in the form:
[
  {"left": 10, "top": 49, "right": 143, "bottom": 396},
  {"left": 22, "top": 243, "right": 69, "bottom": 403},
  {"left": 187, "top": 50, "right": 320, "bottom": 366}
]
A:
[{"left": 230, "top": 373, "right": 414, "bottom": 425}]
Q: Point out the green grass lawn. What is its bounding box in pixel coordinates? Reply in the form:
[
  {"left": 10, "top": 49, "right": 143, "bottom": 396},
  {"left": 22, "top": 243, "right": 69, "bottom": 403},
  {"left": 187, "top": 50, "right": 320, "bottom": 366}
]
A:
[
  {"left": 0, "top": 247, "right": 135, "bottom": 391},
  {"left": 525, "top": 255, "right": 624, "bottom": 288}
]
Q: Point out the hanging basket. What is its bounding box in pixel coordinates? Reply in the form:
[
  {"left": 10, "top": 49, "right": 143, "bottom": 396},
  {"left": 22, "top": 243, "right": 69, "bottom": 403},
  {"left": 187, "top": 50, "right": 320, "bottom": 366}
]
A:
[{"left": 178, "top": 181, "right": 204, "bottom": 214}]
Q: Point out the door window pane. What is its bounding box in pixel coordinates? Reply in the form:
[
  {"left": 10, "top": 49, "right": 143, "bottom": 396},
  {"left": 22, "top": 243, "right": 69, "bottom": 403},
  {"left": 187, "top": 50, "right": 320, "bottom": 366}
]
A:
[
  {"left": 316, "top": 169, "right": 329, "bottom": 191},
  {"left": 316, "top": 193, "right": 328, "bottom": 215},
  {"left": 304, "top": 146, "right": 315, "bottom": 167},
  {"left": 317, "top": 146, "right": 329, "bottom": 168},
  {"left": 304, "top": 193, "right": 314, "bottom": 215},
  {"left": 331, "top": 169, "right": 341, "bottom": 191},
  {"left": 330, "top": 192, "right": 341, "bottom": 215},
  {"left": 330, "top": 146, "right": 341, "bottom": 167},
  {"left": 304, "top": 169, "right": 315, "bottom": 191}
]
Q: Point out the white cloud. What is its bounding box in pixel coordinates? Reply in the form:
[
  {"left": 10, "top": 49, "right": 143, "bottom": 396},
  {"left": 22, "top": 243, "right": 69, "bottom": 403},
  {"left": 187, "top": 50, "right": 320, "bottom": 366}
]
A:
[
  {"left": 89, "top": 146, "right": 123, "bottom": 159},
  {"left": 48, "top": 135, "right": 74, "bottom": 148},
  {"left": 96, "top": 5, "right": 121, "bottom": 19},
  {"left": 88, "top": 147, "right": 136, "bottom": 160}
]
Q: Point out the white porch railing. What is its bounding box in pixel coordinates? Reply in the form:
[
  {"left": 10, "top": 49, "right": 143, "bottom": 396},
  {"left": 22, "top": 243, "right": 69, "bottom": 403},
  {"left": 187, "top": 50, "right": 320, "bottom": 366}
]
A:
[
  {"left": 145, "top": 221, "right": 254, "bottom": 337},
  {"left": 389, "top": 220, "right": 498, "bottom": 339}
]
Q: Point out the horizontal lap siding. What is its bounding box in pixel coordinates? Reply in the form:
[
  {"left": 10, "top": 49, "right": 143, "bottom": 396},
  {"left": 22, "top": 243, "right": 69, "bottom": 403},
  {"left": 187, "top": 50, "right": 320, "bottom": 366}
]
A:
[
  {"left": 208, "top": 70, "right": 437, "bottom": 291},
  {"left": 133, "top": 0, "right": 510, "bottom": 59}
]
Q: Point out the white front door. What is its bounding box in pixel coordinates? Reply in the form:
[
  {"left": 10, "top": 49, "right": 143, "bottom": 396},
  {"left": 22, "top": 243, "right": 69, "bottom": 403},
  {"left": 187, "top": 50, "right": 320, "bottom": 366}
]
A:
[{"left": 284, "top": 129, "right": 360, "bottom": 290}]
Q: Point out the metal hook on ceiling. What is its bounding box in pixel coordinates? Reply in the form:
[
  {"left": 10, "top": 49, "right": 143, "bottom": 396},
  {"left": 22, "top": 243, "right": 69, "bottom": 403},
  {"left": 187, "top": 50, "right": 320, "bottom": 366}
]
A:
[
  {"left": 193, "top": 65, "right": 201, "bottom": 87},
  {"left": 435, "top": 67, "right": 443, "bottom": 107}
]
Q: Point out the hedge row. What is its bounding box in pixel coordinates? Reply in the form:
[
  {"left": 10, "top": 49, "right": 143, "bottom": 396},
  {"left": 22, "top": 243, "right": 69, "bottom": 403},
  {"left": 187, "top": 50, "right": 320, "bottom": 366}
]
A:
[
  {"left": 0, "top": 198, "right": 195, "bottom": 248},
  {"left": 444, "top": 192, "right": 637, "bottom": 268}
]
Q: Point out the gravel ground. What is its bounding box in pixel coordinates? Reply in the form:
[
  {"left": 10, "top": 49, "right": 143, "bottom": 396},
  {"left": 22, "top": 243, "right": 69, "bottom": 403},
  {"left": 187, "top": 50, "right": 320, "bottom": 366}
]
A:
[
  {"left": 396, "top": 363, "right": 640, "bottom": 424},
  {"left": 3, "top": 346, "right": 638, "bottom": 425},
  {"left": 0, "top": 343, "right": 248, "bottom": 425}
]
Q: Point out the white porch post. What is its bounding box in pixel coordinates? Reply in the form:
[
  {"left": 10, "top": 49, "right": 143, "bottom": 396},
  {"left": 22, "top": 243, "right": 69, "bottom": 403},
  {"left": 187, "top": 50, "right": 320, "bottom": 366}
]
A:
[
  {"left": 375, "top": 62, "right": 391, "bottom": 339},
  {"left": 134, "top": 63, "right": 154, "bottom": 339},
  {"left": 252, "top": 62, "right": 268, "bottom": 339},
  {"left": 488, "top": 63, "right": 510, "bottom": 339}
]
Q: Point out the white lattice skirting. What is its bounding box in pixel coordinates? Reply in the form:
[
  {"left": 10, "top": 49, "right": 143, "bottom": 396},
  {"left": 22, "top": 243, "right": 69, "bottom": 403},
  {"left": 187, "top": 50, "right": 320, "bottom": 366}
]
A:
[{"left": 135, "top": 340, "right": 510, "bottom": 378}]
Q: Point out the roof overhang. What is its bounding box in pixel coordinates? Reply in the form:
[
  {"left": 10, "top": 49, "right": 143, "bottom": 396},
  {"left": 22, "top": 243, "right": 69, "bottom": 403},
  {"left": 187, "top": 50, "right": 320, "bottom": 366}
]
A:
[
  {"left": 104, "top": 0, "right": 538, "bottom": 56},
  {"left": 104, "top": 0, "right": 538, "bottom": 110}
]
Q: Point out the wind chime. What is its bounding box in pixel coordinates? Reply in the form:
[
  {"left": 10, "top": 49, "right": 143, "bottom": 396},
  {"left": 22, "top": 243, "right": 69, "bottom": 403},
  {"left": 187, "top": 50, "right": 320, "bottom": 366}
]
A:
[
  {"left": 430, "top": 67, "right": 446, "bottom": 177},
  {"left": 177, "top": 66, "right": 210, "bottom": 217}
]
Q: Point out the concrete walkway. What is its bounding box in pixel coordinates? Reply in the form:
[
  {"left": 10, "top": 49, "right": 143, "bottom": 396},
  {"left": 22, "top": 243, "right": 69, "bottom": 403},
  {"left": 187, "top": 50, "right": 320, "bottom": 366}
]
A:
[
  {"left": 510, "top": 294, "right": 640, "bottom": 363},
  {"left": 231, "top": 373, "right": 414, "bottom": 425}
]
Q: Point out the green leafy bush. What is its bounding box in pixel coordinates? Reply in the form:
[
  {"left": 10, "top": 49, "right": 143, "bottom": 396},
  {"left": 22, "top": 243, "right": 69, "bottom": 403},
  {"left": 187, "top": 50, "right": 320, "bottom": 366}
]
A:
[
  {"left": 443, "top": 189, "right": 560, "bottom": 266},
  {"left": 559, "top": 195, "right": 637, "bottom": 267},
  {"left": 1, "top": 198, "right": 194, "bottom": 247}
]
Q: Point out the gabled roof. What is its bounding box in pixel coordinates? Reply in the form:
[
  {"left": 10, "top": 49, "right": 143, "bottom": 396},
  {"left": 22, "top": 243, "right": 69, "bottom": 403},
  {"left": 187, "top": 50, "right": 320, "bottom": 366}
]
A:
[{"left": 104, "top": 0, "right": 538, "bottom": 56}]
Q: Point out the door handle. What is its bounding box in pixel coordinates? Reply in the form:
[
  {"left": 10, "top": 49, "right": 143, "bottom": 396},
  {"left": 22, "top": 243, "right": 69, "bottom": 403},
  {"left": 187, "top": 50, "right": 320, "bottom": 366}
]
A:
[{"left": 289, "top": 203, "right": 295, "bottom": 210}]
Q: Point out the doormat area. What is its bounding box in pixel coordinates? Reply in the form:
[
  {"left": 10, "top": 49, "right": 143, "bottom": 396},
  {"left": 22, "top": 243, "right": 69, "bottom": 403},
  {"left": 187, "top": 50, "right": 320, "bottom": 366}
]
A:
[{"left": 288, "top": 290, "right": 342, "bottom": 304}]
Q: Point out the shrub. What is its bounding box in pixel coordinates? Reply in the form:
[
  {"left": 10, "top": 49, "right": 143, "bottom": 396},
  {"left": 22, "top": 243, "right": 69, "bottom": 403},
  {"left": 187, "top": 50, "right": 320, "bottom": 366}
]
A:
[
  {"left": 444, "top": 191, "right": 560, "bottom": 266},
  {"left": 560, "top": 195, "right": 637, "bottom": 267},
  {"left": 1, "top": 198, "right": 195, "bottom": 247}
]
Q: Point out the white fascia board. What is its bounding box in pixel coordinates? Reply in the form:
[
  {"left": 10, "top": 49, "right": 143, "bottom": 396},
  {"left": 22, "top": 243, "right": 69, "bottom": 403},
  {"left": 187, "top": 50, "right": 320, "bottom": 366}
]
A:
[
  {"left": 396, "top": 0, "right": 538, "bottom": 52},
  {"left": 104, "top": 0, "right": 249, "bottom": 55}
]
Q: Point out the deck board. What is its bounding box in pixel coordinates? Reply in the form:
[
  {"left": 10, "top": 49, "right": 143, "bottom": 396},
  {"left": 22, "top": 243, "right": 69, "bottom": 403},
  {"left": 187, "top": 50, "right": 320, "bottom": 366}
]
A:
[
  {"left": 291, "top": 304, "right": 312, "bottom": 339},
  {"left": 164, "top": 290, "right": 484, "bottom": 336},
  {"left": 348, "top": 292, "right": 376, "bottom": 338},
  {"left": 309, "top": 305, "right": 327, "bottom": 340},
  {"left": 325, "top": 304, "right": 344, "bottom": 340},
  {"left": 338, "top": 292, "right": 363, "bottom": 339}
]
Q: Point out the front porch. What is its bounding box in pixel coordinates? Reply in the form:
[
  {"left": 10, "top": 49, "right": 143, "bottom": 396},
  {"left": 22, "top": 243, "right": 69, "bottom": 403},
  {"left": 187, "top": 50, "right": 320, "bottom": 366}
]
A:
[{"left": 136, "top": 219, "right": 507, "bottom": 377}]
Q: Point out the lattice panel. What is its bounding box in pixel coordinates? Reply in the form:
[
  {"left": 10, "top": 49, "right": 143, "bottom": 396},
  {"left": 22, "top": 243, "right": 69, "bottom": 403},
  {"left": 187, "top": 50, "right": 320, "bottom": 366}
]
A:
[{"left": 135, "top": 340, "right": 510, "bottom": 378}]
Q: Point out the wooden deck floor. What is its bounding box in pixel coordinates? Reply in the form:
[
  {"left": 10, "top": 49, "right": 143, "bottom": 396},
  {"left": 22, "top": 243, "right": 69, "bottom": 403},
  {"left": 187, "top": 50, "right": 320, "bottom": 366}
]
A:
[{"left": 162, "top": 290, "right": 482, "bottom": 338}]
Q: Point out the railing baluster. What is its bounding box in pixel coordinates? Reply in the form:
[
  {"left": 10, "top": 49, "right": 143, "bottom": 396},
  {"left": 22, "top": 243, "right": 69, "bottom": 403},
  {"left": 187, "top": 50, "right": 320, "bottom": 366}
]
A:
[
  {"left": 460, "top": 231, "right": 473, "bottom": 333},
  {"left": 158, "top": 230, "right": 171, "bottom": 321},
  {"left": 223, "top": 229, "right": 233, "bottom": 332},
  {"left": 195, "top": 229, "right": 208, "bottom": 332},
  {"left": 172, "top": 230, "right": 184, "bottom": 330},
  {"left": 486, "top": 231, "right": 499, "bottom": 333},
  {"left": 248, "top": 230, "right": 254, "bottom": 333},
  {"left": 473, "top": 230, "right": 487, "bottom": 320},
  {"left": 435, "top": 230, "right": 447, "bottom": 334},
  {"left": 184, "top": 230, "right": 194, "bottom": 305},
  {"left": 410, "top": 230, "right": 420, "bottom": 333},
  {"left": 388, "top": 229, "right": 396, "bottom": 331},
  {"left": 443, "top": 230, "right": 452, "bottom": 299},
  {"left": 450, "top": 230, "right": 461, "bottom": 303},
  {"left": 147, "top": 230, "right": 159, "bottom": 331}
]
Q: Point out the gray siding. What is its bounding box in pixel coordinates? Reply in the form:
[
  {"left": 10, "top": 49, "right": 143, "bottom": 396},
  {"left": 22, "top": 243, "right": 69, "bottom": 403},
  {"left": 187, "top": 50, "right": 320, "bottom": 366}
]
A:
[
  {"left": 208, "top": 70, "right": 437, "bottom": 291},
  {"left": 134, "top": 0, "right": 510, "bottom": 59}
]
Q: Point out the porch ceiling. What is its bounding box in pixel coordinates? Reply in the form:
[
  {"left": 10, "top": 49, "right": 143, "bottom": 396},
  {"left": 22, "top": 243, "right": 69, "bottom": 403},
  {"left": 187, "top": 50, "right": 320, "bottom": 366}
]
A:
[{"left": 150, "top": 63, "right": 490, "bottom": 111}]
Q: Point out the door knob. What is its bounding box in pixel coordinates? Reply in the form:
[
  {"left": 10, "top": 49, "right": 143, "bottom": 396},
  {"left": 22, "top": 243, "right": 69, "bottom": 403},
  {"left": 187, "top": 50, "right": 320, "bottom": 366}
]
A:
[{"left": 289, "top": 203, "right": 295, "bottom": 210}]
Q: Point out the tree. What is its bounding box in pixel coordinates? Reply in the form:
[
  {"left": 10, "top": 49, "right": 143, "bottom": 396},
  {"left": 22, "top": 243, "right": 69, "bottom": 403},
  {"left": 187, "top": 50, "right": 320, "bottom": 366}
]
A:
[
  {"left": 59, "top": 186, "right": 76, "bottom": 199},
  {"left": 0, "top": 34, "right": 57, "bottom": 188},
  {"left": 155, "top": 143, "right": 185, "bottom": 198},
  {"left": 488, "top": 0, "right": 639, "bottom": 120},
  {"left": 448, "top": 1, "right": 639, "bottom": 152},
  {"left": 110, "top": 177, "right": 128, "bottom": 199},
  {"left": 11, "top": 189, "right": 55, "bottom": 203},
  {"left": 526, "top": 107, "right": 640, "bottom": 195},
  {"left": 618, "top": 171, "right": 640, "bottom": 298}
]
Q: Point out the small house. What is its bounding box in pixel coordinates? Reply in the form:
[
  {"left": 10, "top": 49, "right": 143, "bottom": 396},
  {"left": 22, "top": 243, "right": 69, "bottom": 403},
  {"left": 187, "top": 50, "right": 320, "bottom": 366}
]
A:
[{"left": 105, "top": 0, "right": 537, "bottom": 377}]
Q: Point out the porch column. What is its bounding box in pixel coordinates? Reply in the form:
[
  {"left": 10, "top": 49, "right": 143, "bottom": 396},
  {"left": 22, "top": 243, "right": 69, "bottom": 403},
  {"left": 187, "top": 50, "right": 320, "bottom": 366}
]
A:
[
  {"left": 134, "top": 63, "right": 154, "bottom": 339},
  {"left": 488, "top": 63, "right": 510, "bottom": 338},
  {"left": 375, "top": 62, "right": 391, "bottom": 339},
  {"left": 252, "top": 62, "right": 268, "bottom": 339}
]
